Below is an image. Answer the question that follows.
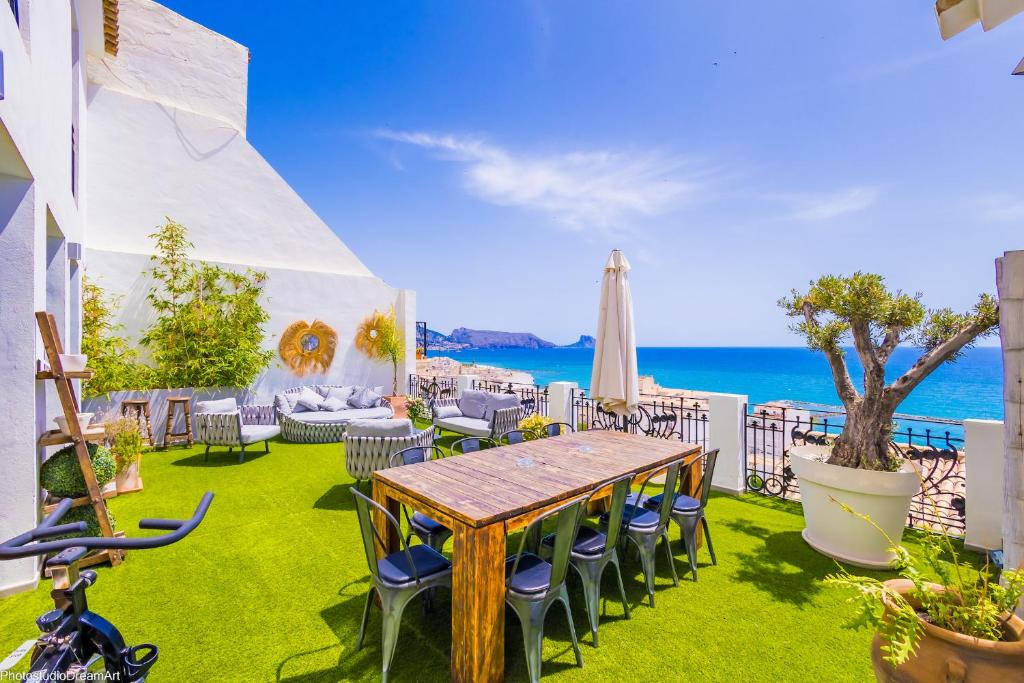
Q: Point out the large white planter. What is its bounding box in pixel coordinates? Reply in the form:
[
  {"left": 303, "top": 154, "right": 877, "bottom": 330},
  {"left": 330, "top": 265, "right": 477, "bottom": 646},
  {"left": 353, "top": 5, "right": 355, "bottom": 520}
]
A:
[{"left": 789, "top": 445, "right": 920, "bottom": 569}]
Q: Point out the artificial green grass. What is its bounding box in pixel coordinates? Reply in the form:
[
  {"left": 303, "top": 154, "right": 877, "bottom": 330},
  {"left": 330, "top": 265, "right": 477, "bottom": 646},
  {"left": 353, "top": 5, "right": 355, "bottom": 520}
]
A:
[{"left": 0, "top": 437, "right": 976, "bottom": 682}]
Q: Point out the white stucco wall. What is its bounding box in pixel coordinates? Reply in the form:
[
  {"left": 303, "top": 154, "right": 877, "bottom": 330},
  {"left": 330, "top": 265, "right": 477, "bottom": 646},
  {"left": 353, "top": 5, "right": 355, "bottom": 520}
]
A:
[{"left": 0, "top": 0, "right": 98, "bottom": 595}]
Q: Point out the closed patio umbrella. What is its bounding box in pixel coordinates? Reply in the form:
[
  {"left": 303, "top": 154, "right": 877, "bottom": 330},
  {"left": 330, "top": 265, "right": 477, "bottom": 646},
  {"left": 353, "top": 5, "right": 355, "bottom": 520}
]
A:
[{"left": 589, "top": 250, "right": 639, "bottom": 418}]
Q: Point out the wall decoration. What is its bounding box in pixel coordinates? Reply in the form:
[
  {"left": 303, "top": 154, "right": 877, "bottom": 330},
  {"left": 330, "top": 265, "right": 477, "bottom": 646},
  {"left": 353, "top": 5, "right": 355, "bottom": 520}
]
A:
[
  {"left": 354, "top": 308, "right": 404, "bottom": 396},
  {"left": 279, "top": 320, "right": 337, "bottom": 376}
]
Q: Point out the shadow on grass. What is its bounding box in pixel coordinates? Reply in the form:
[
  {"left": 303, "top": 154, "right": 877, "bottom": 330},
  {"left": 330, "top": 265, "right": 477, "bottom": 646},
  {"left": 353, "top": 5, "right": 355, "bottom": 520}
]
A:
[
  {"left": 722, "top": 518, "right": 832, "bottom": 606},
  {"left": 169, "top": 448, "right": 269, "bottom": 467},
  {"left": 314, "top": 484, "right": 358, "bottom": 512}
]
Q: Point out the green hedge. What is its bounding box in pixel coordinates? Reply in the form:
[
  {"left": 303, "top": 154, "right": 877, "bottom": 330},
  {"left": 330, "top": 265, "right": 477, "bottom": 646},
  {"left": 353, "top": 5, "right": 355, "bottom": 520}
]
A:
[
  {"left": 50, "top": 505, "right": 116, "bottom": 540},
  {"left": 40, "top": 443, "right": 116, "bottom": 498}
]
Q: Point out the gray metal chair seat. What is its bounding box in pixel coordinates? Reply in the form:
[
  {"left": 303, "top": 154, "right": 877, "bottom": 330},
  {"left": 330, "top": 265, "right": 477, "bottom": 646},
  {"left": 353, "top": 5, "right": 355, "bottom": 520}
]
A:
[
  {"left": 602, "top": 504, "right": 659, "bottom": 529},
  {"left": 505, "top": 553, "right": 552, "bottom": 595},
  {"left": 644, "top": 492, "right": 700, "bottom": 512},
  {"left": 378, "top": 545, "right": 451, "bottom": 586},
  {"left": 541, "top": 525, "right": 606, "bottom": 557}
]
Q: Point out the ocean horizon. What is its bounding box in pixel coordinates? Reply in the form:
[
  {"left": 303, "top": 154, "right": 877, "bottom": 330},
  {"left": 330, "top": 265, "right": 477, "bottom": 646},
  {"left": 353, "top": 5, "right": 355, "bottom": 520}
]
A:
[{"left": 433, "top": 346, "right": 1004, "bottom": 422}]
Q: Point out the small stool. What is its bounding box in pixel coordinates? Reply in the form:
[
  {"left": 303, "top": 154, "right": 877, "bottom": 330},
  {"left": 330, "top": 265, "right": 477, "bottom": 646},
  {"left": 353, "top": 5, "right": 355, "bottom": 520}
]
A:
[
  {"left": 121, "top": 399, "right": 154, "bottom": 447},
  {"left": 164, "top": 397, "right": 193, "bottom": 449}
]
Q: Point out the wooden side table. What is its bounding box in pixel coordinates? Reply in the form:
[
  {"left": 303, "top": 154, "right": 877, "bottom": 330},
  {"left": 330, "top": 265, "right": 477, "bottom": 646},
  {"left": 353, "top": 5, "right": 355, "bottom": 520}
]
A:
[
  {"left": 164, "top": 397, "right": 193, "bottom": 448},
  {"left": 121, "top": 398, "right": 154, "bottom": 447}
]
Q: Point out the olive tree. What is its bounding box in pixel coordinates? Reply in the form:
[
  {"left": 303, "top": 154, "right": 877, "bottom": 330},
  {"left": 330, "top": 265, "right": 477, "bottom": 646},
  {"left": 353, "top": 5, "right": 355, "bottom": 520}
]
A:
[{"left": 781, "top": 273, "right": 998, "bottom": 470}]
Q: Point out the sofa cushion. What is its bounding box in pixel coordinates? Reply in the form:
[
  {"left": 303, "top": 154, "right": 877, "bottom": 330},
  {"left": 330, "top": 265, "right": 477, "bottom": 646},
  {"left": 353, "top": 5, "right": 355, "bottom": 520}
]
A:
[
  {"left": 321, "top": 396, "right": 346, "bottom": 412},
  {"left": 240, "top": 424, "right": 281, "bottom": 444},
  {"left": 294, "top": 387, "right": 324, "bottom": 413},
  {"left": 483, "top": 393, "right": 521, "bottom": 420},
  {"left": 434, "top": 415, "right": 491, "bottom": 438},
  {"left": 345, "top": 418, "right": 414, "bottom": 437},
  {"left": 288, "top": 407, "right": 393, "bottom": 424},
  {"left": 433, "top": 404, "right": 462, "bottom": 419},
  {"left": 457, "top": 390, "right": 489, "bottom": 420},
  {"left": 349, "top": 387, "right": 382, "bottom": 409},
  {"left": 274, "top": 391, "right": 300, "bottom": 416},
  {"left": 319, "top": 385, "right": 355, "bottom": 403},
  {"left": 195, "top": 397, "right": 238, "bottom": 414}
]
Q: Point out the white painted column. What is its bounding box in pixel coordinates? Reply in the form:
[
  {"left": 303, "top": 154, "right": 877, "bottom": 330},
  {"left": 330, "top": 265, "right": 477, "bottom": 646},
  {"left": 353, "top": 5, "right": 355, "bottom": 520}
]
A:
[
  {"left": 457, "top": 374, "right": 478, "bottom": 397},
  {"left": 707, "top": 393, "right": 748, "bottom": 495},
  {"left": 964, "top": 419, "right": 1006, "bottom": 553},
  {"left": 395, "top": 288, "right": 417, "bottom": 395},
  {"left": 997, "top": 250, "right": 1024, "bottom": 574},
  {"left": 547, "top": 381, "right": 578, "bottom": 425}
]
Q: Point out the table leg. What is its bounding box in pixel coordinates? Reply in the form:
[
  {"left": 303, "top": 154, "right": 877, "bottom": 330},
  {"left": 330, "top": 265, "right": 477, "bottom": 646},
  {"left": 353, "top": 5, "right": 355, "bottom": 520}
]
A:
[
  {"left": 371, "top": 479, "right": 401, "bottom": 556},
  {"left": 452, "top": 521, "right": 505, "bottom": 683}
]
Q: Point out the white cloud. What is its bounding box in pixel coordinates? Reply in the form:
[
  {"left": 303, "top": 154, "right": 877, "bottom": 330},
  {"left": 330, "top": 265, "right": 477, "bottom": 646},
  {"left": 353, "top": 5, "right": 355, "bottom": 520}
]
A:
[
  {"left": 786, "top": 186, "right": 881, "bottom": 222},
  {"left": 375, "top": 130, "right": 716, "bottom": 232}
]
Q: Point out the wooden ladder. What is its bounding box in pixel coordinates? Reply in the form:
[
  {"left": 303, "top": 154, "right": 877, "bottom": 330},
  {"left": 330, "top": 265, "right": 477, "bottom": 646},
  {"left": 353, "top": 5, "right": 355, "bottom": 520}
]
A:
[{"left": 36, "top": 311, "right": 124, "bottom": 570}]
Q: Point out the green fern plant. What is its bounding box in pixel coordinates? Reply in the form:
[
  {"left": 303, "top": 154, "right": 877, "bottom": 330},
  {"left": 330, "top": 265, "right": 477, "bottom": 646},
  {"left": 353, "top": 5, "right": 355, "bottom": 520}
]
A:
[{"left": 826, "top": 502, "right": 1024, "bottom": 666}]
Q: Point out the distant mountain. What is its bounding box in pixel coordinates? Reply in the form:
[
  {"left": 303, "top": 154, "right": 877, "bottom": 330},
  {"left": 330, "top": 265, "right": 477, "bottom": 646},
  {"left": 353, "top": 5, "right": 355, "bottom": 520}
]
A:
[
  {"left": 425, "top": 328, "right": 592, "bottom": 350},
  {"left": 562, "top": 335, "right": 596, "bottom": 349}
]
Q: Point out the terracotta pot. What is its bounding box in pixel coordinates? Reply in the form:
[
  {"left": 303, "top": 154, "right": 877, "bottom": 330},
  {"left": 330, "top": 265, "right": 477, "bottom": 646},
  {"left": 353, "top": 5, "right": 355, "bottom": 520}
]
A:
[
  {"left": 387, "top": 395, "right": 409, "bottom": 420},
  {"left": 873, "top": 579, "right": 1024, "bottom": 682},
  {"left": 115, "top": 454, "right": 143, "bottom": 494}
]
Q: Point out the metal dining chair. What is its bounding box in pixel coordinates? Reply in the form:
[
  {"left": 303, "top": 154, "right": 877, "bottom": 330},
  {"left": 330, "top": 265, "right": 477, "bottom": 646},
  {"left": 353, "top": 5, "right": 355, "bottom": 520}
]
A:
[
  {"left": 450, "top": 436, "right": 496, "bottom": 455},
  {"left": 388, "top": 446, "right": 451, "bottom": 551},
  {"left": 643, "top": 449, "right": 719, "bottom": 581},
  {"left": 541, "top": 422, "right": 575, "bottom": 437},
  {"left": 506, "top": 498, "right": 586, "bottom": 683},
  {"left": 602, "top": 459, "right": 683, "bottom": 607},
  {"left": 498, "top": 429, "right": 537, "bottom": 445},
  {"left": 352, "top": 489, "right": 452, "bottom": 683},
  {"left": 540, "top": 473, "right": 633, "bottom": 647}
]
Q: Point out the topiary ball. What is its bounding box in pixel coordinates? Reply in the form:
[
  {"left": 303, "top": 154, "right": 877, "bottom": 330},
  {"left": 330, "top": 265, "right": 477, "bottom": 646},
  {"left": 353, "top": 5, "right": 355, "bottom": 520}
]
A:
[
  {"left": 50, "top": 505, "right": 116, "bottom": 540},
  {"left": 40, "top": 443, "right": 116, "bottom": 498}
]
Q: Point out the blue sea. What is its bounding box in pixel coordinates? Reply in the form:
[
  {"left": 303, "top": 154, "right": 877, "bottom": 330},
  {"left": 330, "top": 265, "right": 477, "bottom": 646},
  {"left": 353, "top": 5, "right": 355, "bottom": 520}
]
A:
[{"left": 437, "top": 346, "right": 1004, "bottom": 422}]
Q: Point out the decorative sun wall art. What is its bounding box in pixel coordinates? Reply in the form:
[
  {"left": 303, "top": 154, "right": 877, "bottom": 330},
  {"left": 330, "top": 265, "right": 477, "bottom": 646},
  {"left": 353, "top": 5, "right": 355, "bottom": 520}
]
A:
[{"left": 279, "top": 319, "right": 337, "bottom": 376}]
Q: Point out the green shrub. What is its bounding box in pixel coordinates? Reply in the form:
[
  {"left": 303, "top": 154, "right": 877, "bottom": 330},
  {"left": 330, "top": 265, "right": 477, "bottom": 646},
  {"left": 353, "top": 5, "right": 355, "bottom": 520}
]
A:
[
  {"left": 50, "top": 505, "right": 117, "bottom": 540},
  {"left": 40, "top": 443, "right": 116, "bottom": 498},
  {"left": 81, "top": 275, "right": 154, "bottom": 399}
]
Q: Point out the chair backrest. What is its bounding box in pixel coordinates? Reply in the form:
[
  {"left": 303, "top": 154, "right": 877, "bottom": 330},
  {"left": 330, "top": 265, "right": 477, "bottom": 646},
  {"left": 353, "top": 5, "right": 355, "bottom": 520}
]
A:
[
  {"left": 389, "top": 445, "right": 446, "bottom": 468},
  {"left": 628, "top": 460, "right": 683, "bottom": 528},
  {"left": 451, "top": 436, "right": 495, "bottom": 455},
  {"left": 600, "top": 473, "right": 635, "bottom": 549},
  {"left": 498, "top": 429, "right": 535, "bottom": 446},
  {"left": 507, "top": 497, "right": 585, "bottom": 591},
  {"left": 351, "top": 488, "right": 421, "bottom": 584},
  {"left": 543, "top": 422, "right": 575, "bottom": 438},
  {"left": 680, "top": 448, "right": 719, "bottom": 509}
]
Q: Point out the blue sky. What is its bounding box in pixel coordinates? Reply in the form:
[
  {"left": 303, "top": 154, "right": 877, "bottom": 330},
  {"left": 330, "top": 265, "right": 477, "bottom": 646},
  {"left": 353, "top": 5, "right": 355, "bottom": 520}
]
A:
[{"left": 163, "top": 1, "right": 1023, "bottom": 346}]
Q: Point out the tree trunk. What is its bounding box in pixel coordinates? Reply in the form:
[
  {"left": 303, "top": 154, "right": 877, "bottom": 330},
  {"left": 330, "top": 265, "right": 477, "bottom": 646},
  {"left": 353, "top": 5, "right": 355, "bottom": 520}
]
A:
[
  {"left": 997, "top": 251, "right": 1024, "bottom": 585},
  {"left": 827, "top": 401, "right": 894, "bottom": 470}
]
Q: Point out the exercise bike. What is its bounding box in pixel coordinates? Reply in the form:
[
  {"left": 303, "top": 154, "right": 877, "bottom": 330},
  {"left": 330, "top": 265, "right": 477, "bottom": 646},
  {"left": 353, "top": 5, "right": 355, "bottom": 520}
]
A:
[{"left": 0, "top": 492, "right": 214, "bottom": 681}]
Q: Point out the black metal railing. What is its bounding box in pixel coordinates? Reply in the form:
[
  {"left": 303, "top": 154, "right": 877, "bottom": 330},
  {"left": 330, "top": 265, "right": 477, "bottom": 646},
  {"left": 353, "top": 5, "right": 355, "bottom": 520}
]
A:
[
  {"left": 744, "top": 402, "right": 966, "bottom": 534},
  {"left": 471, "top": 379, "right": 549, "bottom": 417},
  {"left": 407, "top": 374, "right": 458, "bottom": 400},
  {"left": 570, "top": 388, "right": 709, "bottom": 451}
]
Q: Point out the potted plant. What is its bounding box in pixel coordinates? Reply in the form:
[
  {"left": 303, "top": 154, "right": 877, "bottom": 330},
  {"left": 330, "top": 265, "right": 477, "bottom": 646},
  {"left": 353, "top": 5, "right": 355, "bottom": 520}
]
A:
[
  {"left": 780, "top": 273, "right": 998, "bottom": 567},
  {"left": 355, "top": 307, "right": 406, "bottom": 411},
  {"left": 106, "top": 416, "right": 145, "bottom": 493},
  {"left": 406, "top": 395, "right": 430, "bottom": 427},
  {"left": 827, "top": 504, "right": 1024, "bottom": 681}
]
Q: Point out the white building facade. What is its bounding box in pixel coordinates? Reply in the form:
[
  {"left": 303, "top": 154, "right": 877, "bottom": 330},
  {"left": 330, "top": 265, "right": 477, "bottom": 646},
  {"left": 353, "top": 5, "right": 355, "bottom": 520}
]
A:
[{"left": 0, "top": 0, "right": 415, "bottom": 595}]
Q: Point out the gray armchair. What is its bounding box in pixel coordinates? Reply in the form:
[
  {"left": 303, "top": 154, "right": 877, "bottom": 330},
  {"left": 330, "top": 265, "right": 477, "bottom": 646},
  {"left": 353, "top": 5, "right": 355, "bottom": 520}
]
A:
[
  {"left": 342, "top": 419, "right": 435, "bottom": 483},
  {"left": 430, "top": 389, "right": 526, "bottom": 440},
  {"left": 194, "top": 398, "right": 280, "bottom": 464}
]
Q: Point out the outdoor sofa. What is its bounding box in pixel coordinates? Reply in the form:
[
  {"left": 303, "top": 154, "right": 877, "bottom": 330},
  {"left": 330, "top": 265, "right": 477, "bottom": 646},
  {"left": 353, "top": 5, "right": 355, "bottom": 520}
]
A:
[
  {"left": 342, "top": 418, "right": 435, "bottom": 483},
  {"left": 275, "top": 384, "right": 394, "bottom": 443},
  {"left": 194, "top": 397, "right": 280, "bottom": 463},
  {"left": 431, "top": 389, "right": 527, "bottom": 440}
]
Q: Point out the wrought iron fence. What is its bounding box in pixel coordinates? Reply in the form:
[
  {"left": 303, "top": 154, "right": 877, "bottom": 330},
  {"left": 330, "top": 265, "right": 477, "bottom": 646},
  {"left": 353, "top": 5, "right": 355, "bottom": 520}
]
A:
[
  {"left": 407, "top": 374, "right": 458, "bottom": 400},
  {"left": 471, "top": 379, "right": 549, "bottom": 416},
  {"left": 744, "top": 402, "right": 966, "bottom": 534},
  {"left": 570, "top": 388, "right": 708, "bottom": 451}
]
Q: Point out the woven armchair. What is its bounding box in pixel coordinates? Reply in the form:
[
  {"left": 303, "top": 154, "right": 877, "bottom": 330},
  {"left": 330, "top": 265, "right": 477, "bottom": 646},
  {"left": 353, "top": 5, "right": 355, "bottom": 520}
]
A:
[
  {"left": 343, "top": 426, "right": 435, "bottom": 483},
  {"left": 430, "top": 396, "right": 527, "bottom": 440},
  {"left": 194, "top": 403, "right": 279, "bottom": 464}
]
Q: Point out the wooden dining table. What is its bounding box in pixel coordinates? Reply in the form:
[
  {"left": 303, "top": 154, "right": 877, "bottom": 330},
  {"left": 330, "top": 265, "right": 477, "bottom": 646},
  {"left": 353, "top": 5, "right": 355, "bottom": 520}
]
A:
[{"left": 371, "top": 429, "right": 703, "bottom": 683}]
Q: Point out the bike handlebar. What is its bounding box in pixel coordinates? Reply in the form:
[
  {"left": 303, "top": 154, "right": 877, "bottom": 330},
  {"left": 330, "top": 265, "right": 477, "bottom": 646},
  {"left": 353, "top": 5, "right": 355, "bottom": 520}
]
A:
[{"left": 0, "top": 493, "right": 214, "bottom": 560}]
